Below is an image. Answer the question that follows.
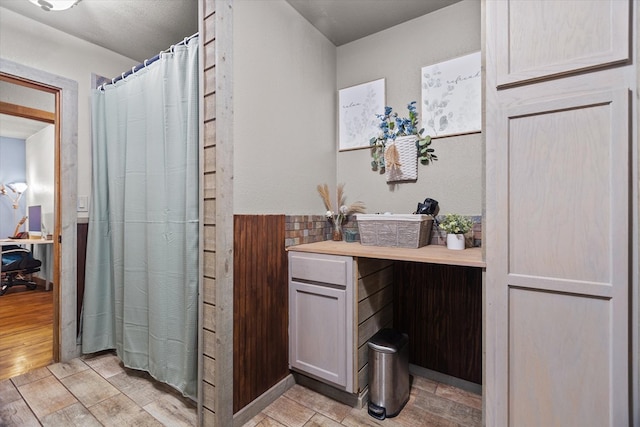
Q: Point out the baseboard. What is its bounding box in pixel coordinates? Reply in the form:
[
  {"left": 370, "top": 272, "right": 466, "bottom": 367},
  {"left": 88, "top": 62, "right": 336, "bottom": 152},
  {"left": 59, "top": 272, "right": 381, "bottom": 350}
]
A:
[
  {"left": 291, "top": 372, "right": 368, "bottom": 409},
  {"left": 232, "top": 374, "right": 296, "bottom": 427},
  {"left": 409, "top": 364, "right": 482, "bottom": 395},
  {"left": 31, "top": 276, "right": 53, "bottom": 292}
]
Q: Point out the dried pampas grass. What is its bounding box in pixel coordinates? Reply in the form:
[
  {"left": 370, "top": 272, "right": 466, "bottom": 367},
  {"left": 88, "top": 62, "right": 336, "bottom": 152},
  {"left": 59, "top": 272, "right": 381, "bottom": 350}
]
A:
[
  {"left": 347, "top": 200, "right": 367, "bottom": 215},
  {"left": 317, "top": 183, "right": 366, "bottom": 215},
  {"left": 317, "top": 183, "right": 332, "bottom": 212}
]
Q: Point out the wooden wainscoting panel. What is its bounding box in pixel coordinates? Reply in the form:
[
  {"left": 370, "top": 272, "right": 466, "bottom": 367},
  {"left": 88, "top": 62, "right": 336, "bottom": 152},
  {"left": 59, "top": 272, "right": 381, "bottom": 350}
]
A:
[
  {"left": 393, "top": 262, "right": 482, "bottom": 384},
  {"left": 77, "top": 222, "right": 88, "bottom": 335},
  {"left": 233, "top": 215, "right": 288, "bottom": 413}
]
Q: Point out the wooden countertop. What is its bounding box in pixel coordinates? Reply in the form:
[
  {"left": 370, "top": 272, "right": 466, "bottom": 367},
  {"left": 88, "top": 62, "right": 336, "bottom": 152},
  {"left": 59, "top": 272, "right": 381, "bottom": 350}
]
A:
[{"left": 287, "top": 240, "right": 485, "bottom": 268}]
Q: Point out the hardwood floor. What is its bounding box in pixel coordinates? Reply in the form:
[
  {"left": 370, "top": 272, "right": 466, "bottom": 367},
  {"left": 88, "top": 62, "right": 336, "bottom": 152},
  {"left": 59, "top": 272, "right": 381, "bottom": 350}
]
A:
[{"left": 0, "top": 286, "right": 53, "bottom": 381}]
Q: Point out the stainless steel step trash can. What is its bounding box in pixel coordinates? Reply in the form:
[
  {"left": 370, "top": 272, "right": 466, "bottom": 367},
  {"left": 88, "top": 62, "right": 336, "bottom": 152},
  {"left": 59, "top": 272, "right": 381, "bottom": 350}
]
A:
[{"left": 367, "top": 328, "right": 409, "bottom": 420}]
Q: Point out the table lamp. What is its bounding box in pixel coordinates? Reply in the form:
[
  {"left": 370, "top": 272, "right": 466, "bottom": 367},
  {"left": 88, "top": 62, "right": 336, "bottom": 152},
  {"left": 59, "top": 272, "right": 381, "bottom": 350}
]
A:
[{"left": 2, "top": 182, "right": 28, "bottom": 236}]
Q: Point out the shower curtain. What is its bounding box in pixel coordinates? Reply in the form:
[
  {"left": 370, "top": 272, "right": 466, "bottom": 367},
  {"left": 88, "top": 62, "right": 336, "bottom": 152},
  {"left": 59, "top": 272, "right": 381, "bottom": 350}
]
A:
[{"left": 82, "top": 36, "right": 199, "bottom": 398}]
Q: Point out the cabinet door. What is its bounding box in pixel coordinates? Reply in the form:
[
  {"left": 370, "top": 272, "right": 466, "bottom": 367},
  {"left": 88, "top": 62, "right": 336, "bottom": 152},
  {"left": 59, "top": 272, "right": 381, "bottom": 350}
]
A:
[
  {"left": 486, "top": 1, "right": 633, "bottom": 425},
  {"left": 289, "top": 281, "right": 347, "bottom": 388},
  {"left": 494, "top": 0, "right": 629, "bottom": 86}
]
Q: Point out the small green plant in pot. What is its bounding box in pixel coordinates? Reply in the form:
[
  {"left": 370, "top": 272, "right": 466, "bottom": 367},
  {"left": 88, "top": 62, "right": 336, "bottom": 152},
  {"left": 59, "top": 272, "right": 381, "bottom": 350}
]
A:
[{"left": 439, "top": 213, "right": 472, "bottom": 250}]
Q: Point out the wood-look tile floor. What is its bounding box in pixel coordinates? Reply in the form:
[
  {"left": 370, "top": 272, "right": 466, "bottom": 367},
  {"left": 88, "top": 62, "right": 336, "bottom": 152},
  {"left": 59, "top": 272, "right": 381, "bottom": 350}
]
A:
[
  {"left": 243, "top": 377, "right": 482, "bottom": 427},
  {"left": 2, "top": 351, "right": 480, "bottom": 427},
  {"left": 0, "top": 351, "right": 197, "bottom": 426},
  {"left": 0, "top": 285, "right": 480, "bottom": 426}
]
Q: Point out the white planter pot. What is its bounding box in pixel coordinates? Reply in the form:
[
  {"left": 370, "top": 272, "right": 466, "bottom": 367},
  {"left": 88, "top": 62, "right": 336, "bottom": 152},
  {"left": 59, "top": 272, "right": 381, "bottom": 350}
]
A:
[{"left": 446, "top": 233, "right": 465, "bottom": 250}]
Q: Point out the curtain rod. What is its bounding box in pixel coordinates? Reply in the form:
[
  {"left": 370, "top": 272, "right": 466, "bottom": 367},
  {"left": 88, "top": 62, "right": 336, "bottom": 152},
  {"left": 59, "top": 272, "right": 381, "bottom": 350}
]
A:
[{"left": 99, "top": 32, "right": 199, "bottom": 91}]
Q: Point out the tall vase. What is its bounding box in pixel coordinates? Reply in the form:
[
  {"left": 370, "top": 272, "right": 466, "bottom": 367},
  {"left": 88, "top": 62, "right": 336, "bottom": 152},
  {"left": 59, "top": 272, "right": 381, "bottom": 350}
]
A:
[{"left": 332, "top": 222, "right": 343, "bottom": 241}]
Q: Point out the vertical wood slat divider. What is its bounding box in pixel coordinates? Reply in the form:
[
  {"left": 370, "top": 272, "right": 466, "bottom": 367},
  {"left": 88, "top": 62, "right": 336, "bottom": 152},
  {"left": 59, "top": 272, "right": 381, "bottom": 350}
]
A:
[{"left": 233, "top": 215, "right": 288, "bottom": 413}]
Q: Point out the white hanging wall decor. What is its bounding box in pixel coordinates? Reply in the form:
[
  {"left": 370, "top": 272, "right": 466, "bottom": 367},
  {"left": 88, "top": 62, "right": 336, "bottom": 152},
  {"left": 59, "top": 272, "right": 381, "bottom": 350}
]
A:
[{"left": 385, "top": 135, "right": 418, "bottom": 183}]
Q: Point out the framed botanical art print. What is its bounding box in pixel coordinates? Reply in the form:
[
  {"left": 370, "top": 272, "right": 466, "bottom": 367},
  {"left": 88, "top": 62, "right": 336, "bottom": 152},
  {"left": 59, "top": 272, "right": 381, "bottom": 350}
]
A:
[
  {"left": 338, "top": 78, "right": 385, "bottom": 151},
  {"left": 421, "top": 52, "right": 481, "bottom": 138}
]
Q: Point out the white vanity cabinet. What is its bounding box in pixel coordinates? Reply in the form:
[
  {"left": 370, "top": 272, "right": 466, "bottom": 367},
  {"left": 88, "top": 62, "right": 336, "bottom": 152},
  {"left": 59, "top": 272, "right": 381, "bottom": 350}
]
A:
[
  {"left": 288, "top": 247, "right": 397, "bottom": 397},
  {"left": 288, "top": 240, "right": 484, "bottom": 404},
  {"left": 288, "top": 251, "right": 354, "bottom": 392}
]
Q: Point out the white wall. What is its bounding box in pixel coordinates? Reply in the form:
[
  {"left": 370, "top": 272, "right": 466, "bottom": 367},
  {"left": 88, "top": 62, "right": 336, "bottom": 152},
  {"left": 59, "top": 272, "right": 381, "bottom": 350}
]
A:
[
  {"left": 0, "top": 136, "right": 26, "bottom": 238},
  {"left": 0, "top": 7, "right": 138, "bottom": 219},
  {"left": 2, "top": 1, "right": 482, "bottom": 218},
  {"left": 233, "top": 0, "right": 337, "bottom": 214},
  {"left": 336, "top": 0, "right": 482, "bottom": 216},
  {"left": 26, "top": 124, "right": 54, "bottom": 235}
]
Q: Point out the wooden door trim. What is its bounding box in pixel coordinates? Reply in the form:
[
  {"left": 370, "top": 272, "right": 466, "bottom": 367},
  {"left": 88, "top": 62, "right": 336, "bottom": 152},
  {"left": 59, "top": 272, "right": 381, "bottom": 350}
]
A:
[
  {"left": 0, "top": 59, "right": 78, "bottom": 363},
  {"left": 0, "top": 101, "right": 55, "bottom": 123}
]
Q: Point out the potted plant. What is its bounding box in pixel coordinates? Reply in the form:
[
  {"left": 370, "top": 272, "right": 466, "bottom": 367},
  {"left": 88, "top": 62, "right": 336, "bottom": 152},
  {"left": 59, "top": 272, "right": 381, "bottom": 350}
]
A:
[
  {"left": 369, "top": 101, "right": 437, "bottom": 173},
  {"left": 438, "top": 213, "right": 473, "bottom": 250}
]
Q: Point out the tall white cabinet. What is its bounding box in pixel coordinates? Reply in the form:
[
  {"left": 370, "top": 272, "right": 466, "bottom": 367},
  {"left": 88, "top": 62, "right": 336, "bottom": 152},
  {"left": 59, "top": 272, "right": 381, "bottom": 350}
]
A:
[{"left": 485, "top": 1, "right": 637, "bottom": 425}]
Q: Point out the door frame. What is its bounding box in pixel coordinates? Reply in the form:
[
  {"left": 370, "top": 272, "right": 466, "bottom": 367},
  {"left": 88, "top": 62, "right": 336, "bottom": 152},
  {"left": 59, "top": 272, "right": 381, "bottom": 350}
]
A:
[{"left": 0, "top": 58, "right": 78, "bottom": 362}]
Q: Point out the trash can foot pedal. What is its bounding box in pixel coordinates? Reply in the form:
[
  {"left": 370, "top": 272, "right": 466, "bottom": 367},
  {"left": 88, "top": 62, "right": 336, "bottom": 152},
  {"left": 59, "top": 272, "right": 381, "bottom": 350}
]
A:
[{"left": 368, "top": 402, "right": 386, "bottom": 420}]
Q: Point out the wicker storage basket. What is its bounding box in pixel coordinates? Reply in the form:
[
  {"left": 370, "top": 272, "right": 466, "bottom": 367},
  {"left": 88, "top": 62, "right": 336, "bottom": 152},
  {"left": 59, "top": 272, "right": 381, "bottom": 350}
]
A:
[{"left": 356, "top": 214, "right": 433, "bottom": 248}]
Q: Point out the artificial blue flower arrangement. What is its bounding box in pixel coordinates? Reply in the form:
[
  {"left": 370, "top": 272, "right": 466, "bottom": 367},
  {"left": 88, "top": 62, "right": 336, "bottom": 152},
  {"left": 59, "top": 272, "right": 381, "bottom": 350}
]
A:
[{"left": 368, "top": 101, "right": 437, "bottom": 172}]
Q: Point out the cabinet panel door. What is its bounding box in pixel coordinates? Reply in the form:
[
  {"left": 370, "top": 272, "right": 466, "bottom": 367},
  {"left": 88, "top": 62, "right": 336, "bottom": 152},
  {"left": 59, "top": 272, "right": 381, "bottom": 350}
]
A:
[
  {"left": 488, "top": 85, "right": 630, "bottom": 426},
  {"left": 289, "top": 281, "right": 347, "bottom": 388},
  {"left": 495, "top": 0, "right": 629, "bottom": 86}
]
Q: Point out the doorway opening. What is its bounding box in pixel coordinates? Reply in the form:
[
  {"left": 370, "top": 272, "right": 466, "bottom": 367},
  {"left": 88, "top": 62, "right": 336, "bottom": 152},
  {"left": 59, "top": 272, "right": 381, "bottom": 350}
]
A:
[
  {"left": 0, "top": 74, "right": 58, "bottom": 376},
  {"left": 0, "top": 58, "right": 79, "bottom": 369}
]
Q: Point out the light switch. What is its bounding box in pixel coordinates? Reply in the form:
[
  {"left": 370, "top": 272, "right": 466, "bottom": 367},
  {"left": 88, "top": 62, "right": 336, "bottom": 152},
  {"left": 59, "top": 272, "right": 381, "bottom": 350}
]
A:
[{"left": 77, "top": 195, "right": 89, "bottom": 212}]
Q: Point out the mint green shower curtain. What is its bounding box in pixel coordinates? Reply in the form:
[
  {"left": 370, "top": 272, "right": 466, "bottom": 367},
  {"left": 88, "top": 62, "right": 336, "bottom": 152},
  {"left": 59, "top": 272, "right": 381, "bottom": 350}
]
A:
[{"left": 82, "top": 36, "right": 199, "bottom": 398}]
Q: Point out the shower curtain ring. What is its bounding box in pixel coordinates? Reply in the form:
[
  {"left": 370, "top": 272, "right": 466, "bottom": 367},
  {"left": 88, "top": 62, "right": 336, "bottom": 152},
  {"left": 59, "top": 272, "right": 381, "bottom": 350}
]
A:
[
  {"left": 111, "top": 77, "right": 116, "bottom": 85},
  {"left": 121, "top": 72, "right": 126, "bottom": 80},
  {"left": 144, "top": 59, "right": 149, "bottom": 68}
]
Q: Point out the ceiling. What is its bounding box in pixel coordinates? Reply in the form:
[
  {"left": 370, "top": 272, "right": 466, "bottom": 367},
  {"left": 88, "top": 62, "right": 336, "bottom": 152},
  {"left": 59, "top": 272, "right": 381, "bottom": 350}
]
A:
[
  {"left": 0, "top": 0, "right": 199, "bottom": 63},
  {"left": 0, "top": 114, "right": 51, "bottom": 139},
  {"left": 0, "top": 0, "right": 460, "bottom": 139},
  {"left": 286, "top": 0, "right": 462, "bottom": 46},
  {"left": 1, "top": 0, "right": 461, "bottom": 62},
  {"left": 0, "top": 80, "right": 55, "bottom": 139}
]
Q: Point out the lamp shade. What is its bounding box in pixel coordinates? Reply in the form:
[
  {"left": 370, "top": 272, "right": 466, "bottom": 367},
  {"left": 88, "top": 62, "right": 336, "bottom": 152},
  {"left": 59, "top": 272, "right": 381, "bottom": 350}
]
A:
[
  {"left": 28, "top": 0, "right": 81, "bottom": 11},
  {"left": 7, "top": 182, "right": 28, "bottom": 194}
]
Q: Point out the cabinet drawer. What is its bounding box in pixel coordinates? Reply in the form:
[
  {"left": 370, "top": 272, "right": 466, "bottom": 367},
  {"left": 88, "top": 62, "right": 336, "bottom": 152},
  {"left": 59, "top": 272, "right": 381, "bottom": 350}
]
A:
[{"left": 289, "top": 252, "right": 351, "bottom": 287}]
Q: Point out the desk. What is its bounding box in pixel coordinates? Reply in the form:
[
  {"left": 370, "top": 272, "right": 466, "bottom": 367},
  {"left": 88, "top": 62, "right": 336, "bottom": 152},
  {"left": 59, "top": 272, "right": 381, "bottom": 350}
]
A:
[
  {"left": 288, "top": 240, "right": 485, "bottom": 268},
  {"left": 1, "top": 238, "right": 54, "bottom": 246},
  {"left": 1, "top": 238, "right": 54, "bottom": 290},
  {"left": 287, "top": 241, "right": 484, "bottom": 392}
]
